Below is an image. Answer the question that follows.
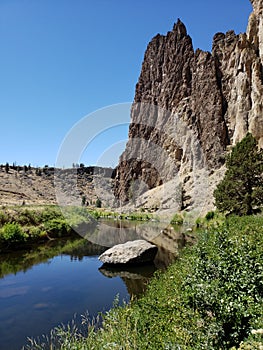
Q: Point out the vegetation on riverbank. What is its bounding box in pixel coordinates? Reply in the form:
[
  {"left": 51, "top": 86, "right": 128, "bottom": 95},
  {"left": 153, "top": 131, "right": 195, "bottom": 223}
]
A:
[
  {"left": 88, "top": 209, "right": 158, "bottom": 221},
  {"left": 0, "top": 205, "right": 160, "bottom": 250},
  {"left": 0, "top": 206, "right": 96, "bottom": 249},
  {"left": 24, "top": 214, "right": 263, "bottom": 349}
]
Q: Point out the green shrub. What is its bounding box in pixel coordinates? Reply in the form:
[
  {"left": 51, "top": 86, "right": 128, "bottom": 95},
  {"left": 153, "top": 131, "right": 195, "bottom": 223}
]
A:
[
  {"left": 40, "top": 207, "right": 62, "bottom": 222},
  {"left": 0, "top": 211, "right": 8, "bottom": 227},
  {"left": 63, "top": 206, "right": 94, "bottom": 228},
  {"left": 28, "top": 226, "right": 45, "bottom": 239},
  {"left": 15, "top": 209, "right": 40, "bottom": 226},
  {"left": 44, "top": 219, "right": 71, "bottom": 237},
  {"left": 171, "top": 213, "right": 184, "bottom": 225},
  {"left": 96, "top": 198, "right": 102, "bottom": 208},
  {"left": 0, "top": 223, "right": 28, "bottom": 244},
  {"left": 205, "top": 210, "right": 215, "bottom": 221},
  {"left": 181, "top": 216, "right": 263, "bottom": 348}
]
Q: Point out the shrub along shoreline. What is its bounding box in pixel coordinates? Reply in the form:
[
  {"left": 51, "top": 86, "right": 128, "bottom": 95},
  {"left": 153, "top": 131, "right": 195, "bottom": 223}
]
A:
[
  {"left": 0, "top": 205, "right": 96, "bottom": 250},
  {"left": 0, "top": 205, "right": 161, "bottom": 251},
  {"left": 23, "top": 214, "right": 263, "bottom": 350}
]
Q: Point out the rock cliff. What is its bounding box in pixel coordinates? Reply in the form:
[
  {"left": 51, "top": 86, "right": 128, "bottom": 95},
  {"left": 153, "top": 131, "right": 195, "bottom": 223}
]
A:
[{"left": 114, "top": 0, "right": 263, "bottom": 215}]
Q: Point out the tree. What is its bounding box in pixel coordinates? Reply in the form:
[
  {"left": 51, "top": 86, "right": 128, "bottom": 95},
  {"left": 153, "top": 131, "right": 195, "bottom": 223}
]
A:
[
  {"left": 214, "top": 133, "right": 263, "bottom": 215},
  {"left": 5, "top": 162, "right": 9, "bottom": 173},
  {"left": 81, "top": 195, "right": 86, "bottom": 206},
  {"left": 95, "top": 198, "right": 102, "bottom": 208}
]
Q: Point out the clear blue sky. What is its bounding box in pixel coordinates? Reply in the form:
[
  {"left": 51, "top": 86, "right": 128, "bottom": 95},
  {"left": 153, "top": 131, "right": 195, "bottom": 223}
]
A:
[{"left": 0, "top": 0, "right": 252, "bottom": 167}]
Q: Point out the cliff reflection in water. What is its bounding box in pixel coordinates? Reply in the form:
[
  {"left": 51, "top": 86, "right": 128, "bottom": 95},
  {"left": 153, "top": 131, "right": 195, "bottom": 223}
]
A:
[
  {"left": 99, "top": 264, "right": 157, "bottom": 297},
  {"left": 95, "top": 220, "right": 187, "bottom": 295}
]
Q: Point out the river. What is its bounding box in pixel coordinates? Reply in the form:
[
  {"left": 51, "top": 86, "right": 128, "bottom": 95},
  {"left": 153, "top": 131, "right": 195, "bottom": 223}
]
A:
[{"left": 0, "top": 221, "right": 185, "bottom": 350}]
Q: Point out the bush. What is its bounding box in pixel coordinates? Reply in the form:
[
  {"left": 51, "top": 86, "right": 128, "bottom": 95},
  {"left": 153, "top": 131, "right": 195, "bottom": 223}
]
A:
[
  {"left": 15, "top": 209, "right": 40, "bottom": 226},
  {"left": 28, "top": 226, "right": 46, "bottom": 239},
  {"left": 40, "top": 207, "right": 62, "bottom": 222},
  {"left": 171, "top": 213, "right": 184, "bottom": 225},
  {"left": 182, "top": 216, "right": 263, "bottom": 348},
  {"left": 0, "top": 223, "right": 28, "bottom": 244},
  {"left": 95, "top": 198, "right": 102, "bottom": 208},
  {"left": 205, "top": 210, "right": 215, "bottom": 221},
  {"left": 44, "top": 218, "right": 71, "bottom": 237},
  {"left": 0, "top": 211, "right": 8, "bottom": 227}
]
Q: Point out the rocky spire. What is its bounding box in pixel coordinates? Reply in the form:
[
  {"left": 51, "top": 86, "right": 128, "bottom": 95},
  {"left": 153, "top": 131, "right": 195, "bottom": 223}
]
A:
[{"left": 114, "top": 2, "right": 263, "bottom": 211}]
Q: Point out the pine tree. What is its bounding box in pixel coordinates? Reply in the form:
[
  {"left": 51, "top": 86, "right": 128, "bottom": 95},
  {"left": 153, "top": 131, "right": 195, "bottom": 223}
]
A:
[
  {"left": 214, "top": 133, "right": 263, "bottom": 216},
  {"left": 5, "top": 162, "right": 9, "bottom": 173}
]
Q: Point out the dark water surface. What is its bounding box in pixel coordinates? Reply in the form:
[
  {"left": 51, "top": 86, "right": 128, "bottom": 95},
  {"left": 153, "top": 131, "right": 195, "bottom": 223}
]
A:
[{"left": 0, "top": 222, "right": 184, "bottom": 350}]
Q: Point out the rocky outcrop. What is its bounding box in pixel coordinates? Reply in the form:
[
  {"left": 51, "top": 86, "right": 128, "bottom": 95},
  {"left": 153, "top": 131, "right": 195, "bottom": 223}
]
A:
[
  {"left": 98, "top": 240, "right": 158, "bottom": 265},
  {"left": 114, "top": 0, "right": 263, "bottom": 213}
]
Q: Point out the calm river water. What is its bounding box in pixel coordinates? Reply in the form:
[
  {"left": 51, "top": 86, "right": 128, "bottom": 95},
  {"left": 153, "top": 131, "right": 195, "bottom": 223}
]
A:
[{"left": 0, "top": 221, "right": 185, "bottom": 350}]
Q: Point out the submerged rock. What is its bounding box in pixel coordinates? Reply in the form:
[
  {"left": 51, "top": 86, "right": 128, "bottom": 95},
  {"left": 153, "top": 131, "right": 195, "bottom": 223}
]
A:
[{"left": 98, "top": 239, "right": 158, "bottom": 265}]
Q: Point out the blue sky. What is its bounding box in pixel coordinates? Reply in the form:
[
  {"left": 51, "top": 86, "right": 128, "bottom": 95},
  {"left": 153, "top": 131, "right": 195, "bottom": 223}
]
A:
[{"left": 0, "top": 0, "right": 252, "bottom": 167}]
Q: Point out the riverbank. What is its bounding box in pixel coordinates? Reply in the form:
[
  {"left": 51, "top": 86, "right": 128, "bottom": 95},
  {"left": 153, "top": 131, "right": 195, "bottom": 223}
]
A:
[
  {"left": 23, "top": 214, "right": 263, "bottom": 350},
  {"left": 0, "top": 205, "right": 95, "bottom": 250},
  {"left": 0, "top": 205, "right": 162, "bottom": 251}
]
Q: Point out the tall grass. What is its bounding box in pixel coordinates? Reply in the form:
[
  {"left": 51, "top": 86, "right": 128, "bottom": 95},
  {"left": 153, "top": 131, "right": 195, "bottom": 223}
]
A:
[
  {"left": 0, "top": 206, "right": 95, "bottom": 248},
  {"left": 23, "top": 214, "right": 263, "bottom": 349}
]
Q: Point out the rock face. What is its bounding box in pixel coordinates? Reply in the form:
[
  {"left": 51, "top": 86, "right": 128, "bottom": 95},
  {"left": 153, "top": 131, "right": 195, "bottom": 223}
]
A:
[
  {"left": 98, "top": 240, "right": 158, "bottom": 265},
  {"left": 114, "top": 0, "right": 263, "bottom": 212}
]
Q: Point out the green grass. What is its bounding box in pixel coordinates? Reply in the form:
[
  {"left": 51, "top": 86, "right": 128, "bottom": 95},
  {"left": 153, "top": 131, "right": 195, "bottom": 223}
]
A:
[
  {"left": 88, "top": 209, "right": 158, "bottom": 222},
  {"left": 23, "top": 214, "right": 263, "bottom": 349},
  {"left": 0, "top": 205, "right": 95, "bottom": 249},
  {"left": 0, "top": 205, "right": 159, "bottom": 249}
]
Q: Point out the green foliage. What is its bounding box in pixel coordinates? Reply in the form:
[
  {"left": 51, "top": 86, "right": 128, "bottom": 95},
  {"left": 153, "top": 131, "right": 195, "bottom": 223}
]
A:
[
  {"left": 40, "top": 206, "right": 62, "bottom": 222},
  {"left": 0, "top": 206, "right": 84, "bottom": 248},
  {"left": 214, "top": 133, "right": 263, "bottom": 216},
  {"left": 63, "top": 206, "right": 94, "bottom": 228},
  {"left": 44, "top": 218, "right": 71, "bottom": 237},
  {"left": 28, "top": 226, "right": 46, "bottom": 239},
  {"left": 205, "top": 210, "right": 215, "bottom": 221},
  {"left": 24, "top": 215, "right": 263, "bottom": 350},
  {"left": 170, "top": 213, "right": 184, "bottom": 225},
  {"left": 182, "top": 216, "right": 263, "bottom": 348},
  {"left": 0, "top": 211, "right": 8, "bottom": 227},
  {"left": 35, "top": 168, "right": 42, "bottom": 176},
  {"left": 15, "top": 209, "right": 41, "bottom": 226},
  {"left": 0, "top": 223, "right": 28, "bottom": 244},
  {"left": 81, "top": 195, "right": 86, "bottom": 206},
  {"left": 95, "top": 198, "right": 102, "bottom": 208}
]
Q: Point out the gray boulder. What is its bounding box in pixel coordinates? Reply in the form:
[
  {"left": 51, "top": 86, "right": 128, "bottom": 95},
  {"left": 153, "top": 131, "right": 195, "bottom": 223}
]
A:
[{"left": 99, "top": 240, "right": 158, "bottom": 265}]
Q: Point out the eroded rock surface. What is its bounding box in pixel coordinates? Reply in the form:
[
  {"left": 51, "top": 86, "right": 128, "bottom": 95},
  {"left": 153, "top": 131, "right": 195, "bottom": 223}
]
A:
[
  {"left": 114, "top": 0, "right": 263, "bottom": 213},
  {"left": 99, "top": 240, "right": 158, "bottom": 265}
]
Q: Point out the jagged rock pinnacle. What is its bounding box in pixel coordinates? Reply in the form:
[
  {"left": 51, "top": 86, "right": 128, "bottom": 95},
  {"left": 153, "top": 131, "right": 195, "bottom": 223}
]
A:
[{"left": 114, "top": 2, "right": 263, "bottom": 212}]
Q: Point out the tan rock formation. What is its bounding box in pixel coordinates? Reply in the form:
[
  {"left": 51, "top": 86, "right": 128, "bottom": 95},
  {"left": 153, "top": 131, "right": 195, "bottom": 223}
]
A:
[{"left": 114, "top": 0, "right": 263, "bottom": 214}]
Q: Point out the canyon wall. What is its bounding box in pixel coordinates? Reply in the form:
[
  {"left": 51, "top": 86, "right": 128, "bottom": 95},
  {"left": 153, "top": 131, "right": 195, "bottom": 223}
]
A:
[{"left": 114, "top": 0, "right": 263, "bottom": 214}]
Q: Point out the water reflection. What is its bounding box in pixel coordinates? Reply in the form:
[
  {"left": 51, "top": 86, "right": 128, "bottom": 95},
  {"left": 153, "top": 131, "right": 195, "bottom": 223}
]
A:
[
  {"left": 0, "top": 237, "right": 106, "bottom": 279},
  {"left": 99, "top": 263, "right": 157, "bottom": 297},
  {"left": 95, "top": 220, "right": 187, "bottom": 297},
  {"left": 0, "top": 221, "right": 187, "bottom": 350}
]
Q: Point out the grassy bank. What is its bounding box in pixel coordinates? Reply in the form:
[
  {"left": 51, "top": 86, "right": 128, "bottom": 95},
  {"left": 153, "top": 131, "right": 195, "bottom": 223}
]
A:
[
  {"left": 0, "top": 205, "right": 160, "bottom": 250},
  {"left": 0, "top": 205, "right": 96, "bottom": 249},
  {"left": 24, "top": 214, "right": 263, "bottom": 349}
]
